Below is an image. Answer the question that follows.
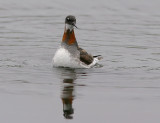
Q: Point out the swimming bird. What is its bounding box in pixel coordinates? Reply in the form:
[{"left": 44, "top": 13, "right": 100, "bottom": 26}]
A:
[{"left": 53, "top": 15, "right": 102, "bottom": 68}]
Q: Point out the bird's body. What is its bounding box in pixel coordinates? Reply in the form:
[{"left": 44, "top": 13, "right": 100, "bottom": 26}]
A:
[{"left": 53, "top": 15, "right": 102, "bottom": 68}]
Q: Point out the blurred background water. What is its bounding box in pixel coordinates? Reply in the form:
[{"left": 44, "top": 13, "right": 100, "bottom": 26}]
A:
[{"left": 0, "top": 0, "right": 160, "bottom": 122}]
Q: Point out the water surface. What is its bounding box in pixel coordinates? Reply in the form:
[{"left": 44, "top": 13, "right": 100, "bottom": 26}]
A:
[{"left": 0, "top": 0, "right": 160, "bottom": 123}]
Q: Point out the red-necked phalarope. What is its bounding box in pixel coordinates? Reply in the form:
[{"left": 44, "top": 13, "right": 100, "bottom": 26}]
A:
[{"left": 53, "top": 15, "right": 102, "bottom": 68}]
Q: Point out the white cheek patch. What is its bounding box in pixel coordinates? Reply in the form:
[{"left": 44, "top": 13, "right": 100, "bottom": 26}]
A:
[{"left": 65, "top": 24, "right": 74, "bottom": 31}]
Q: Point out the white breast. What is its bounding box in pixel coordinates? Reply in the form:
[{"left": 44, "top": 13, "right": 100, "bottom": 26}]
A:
[
  {"left": 53, "top": 47, "right": 82, "bottom": 68},
  {"left": 52, "top": 47, "right": 100, "bottom": 68}
]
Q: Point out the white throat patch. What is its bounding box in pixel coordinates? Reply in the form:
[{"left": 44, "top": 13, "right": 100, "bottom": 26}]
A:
[{"left": 65, "top": 24, "right": 74, "bottom": 31}]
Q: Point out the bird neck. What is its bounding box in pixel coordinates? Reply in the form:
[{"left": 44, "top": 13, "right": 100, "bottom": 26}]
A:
[{"left": 62, "top": 27, "right": 78, "bottom": 46}]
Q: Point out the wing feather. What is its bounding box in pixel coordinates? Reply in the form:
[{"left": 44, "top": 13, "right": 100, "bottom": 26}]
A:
[{"left": 78, "top": 47, "right": 93, "bottom": 65}]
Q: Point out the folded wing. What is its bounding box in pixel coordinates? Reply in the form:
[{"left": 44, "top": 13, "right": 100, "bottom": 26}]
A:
[{"left": 78, "top": 47, "right": 93, "bottom": 65}]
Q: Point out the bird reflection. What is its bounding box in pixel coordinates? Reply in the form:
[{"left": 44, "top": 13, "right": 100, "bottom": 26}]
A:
[
  {"left": 61, "top": 78, "right": 74, "bottom": 119},
  {"left": 57, "top": 68, "right": 77, "bottom": 119},
  {"left": 55, "top": 68, "right": 86, "bottom": 119}
]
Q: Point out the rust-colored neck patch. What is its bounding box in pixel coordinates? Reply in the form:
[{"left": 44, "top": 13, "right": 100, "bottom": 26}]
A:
[{"left": 62, "top": 29, "right": 76, "bottom": 45}]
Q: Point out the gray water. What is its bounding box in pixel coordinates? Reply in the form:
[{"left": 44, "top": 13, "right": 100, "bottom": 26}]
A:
[{"left": 0, "top": 0, "right": 160, "bottom": 122}]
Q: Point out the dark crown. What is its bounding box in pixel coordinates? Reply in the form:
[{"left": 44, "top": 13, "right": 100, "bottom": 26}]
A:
[{"left": 65, "top": 15, "right": 76, "bottom": 24}]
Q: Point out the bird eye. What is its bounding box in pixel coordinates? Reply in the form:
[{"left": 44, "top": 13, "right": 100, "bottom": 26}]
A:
[{"left": 67, "top": 18, "right": 70, "bottom": 20}]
